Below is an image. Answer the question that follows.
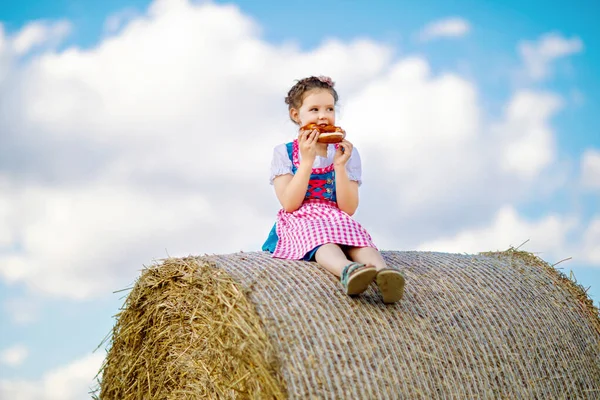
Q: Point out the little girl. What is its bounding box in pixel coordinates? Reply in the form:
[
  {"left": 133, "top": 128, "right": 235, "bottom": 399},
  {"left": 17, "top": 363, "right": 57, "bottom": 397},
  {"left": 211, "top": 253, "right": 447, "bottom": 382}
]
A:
[{"left": 262, "top": 76, "right": 405, "bottom": 304}]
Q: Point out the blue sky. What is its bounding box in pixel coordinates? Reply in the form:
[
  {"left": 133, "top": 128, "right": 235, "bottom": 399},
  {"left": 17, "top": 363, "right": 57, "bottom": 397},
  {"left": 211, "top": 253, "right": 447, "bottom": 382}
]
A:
[
  {"left": 4, "top": 0, "right": 596, "bottom": 154},
  {"left": 0, "top": 0, "right": 599, "bottom": 398}
]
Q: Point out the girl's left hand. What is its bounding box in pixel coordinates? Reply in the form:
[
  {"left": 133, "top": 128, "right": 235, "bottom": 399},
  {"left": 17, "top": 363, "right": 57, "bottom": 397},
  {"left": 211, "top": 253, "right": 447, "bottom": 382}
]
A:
[{"left": 334, "top": 139, "right": 353, "bottom": 168}]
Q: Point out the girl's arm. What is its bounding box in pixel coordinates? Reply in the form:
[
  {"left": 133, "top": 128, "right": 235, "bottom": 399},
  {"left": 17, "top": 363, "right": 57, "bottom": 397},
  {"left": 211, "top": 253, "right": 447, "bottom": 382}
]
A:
[
  {"left": 334, "top": 166, "right": 359, "bottom": 215},
  {"left": 273, "top": 128, "right": 319, "bottom": 213},
  {"left": 273, "top": 160, "right": 313, "bottom": 212},
  {"left": 333, "top": 140, "right": 360, "bottom": 215}
]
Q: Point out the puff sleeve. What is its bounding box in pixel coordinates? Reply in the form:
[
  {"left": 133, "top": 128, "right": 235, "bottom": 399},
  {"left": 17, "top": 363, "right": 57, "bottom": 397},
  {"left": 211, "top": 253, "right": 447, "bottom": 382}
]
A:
[
  {"left": 346, "top": 147, "right": 363, "bottom": 186},
  {"left": 269, "top": 144, "right": 293, "bottom": 185}
]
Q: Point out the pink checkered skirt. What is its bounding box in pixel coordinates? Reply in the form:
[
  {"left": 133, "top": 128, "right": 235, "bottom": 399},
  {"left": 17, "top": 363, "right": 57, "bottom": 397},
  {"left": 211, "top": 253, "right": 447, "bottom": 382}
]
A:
[{"left": 272, "top": 199, "right": 378, "bottom": 260}]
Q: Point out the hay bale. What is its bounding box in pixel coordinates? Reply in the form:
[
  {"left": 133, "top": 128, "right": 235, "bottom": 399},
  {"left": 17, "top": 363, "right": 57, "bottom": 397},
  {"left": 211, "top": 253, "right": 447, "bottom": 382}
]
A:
[
  {"left": 96, "top": 259, "right": 286, "bottom": 399},
  {"left": 97, "top": 250, "right": 600, "bottom": 399}
]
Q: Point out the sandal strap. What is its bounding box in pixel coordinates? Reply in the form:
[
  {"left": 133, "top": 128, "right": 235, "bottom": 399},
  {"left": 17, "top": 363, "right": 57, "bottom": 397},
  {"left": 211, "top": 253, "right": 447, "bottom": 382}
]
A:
[{"left": 340, "top": 262, "right": 367, "bottom": 287}]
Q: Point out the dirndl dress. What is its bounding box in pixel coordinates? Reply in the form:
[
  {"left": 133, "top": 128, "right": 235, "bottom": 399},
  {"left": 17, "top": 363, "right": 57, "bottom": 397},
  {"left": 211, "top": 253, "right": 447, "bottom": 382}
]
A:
[{"left": 262, "top": 139, "right": 377, "bottom": 260}]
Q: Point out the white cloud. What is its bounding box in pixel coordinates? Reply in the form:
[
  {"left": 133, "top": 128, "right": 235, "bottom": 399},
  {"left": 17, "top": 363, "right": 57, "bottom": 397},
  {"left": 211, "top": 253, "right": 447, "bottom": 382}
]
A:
[
  {"left": 0, "top": 24, "right": 6, "bottom": 53},
  {"left": 494, "top": 90, "right": 562, "bottom": 180},
  {"left": 339, "top": 59, "right": 562, "bottom": 227},
  {"left": 11, "top": 20, "right": 71, "bottom": 55},
  {"left": 519, "top": 32, "right": 583, "bottom": 81},
  {"left": 0, "top": 19, "right": 70, "bottom": 86},
  {"left": 103, "top": 8, "right": 140, "bottom": 34},
  {"left": 0, "top": 0, "right": 591, "bottom": 302},
  {"left": 417, "top": 205, "right": 577, "bottom": 260},
  {"left": 0, "top": 24, "right": 11, "bottom": 84},
  {"left": 0, "top": 353, "right": 103, "bottom": 400},
  {"left": 0, "top": 0, "right": 391, "bottom": 299},
  {"left": 340, "top": 56, "right": 484, "bottom": 213},
  {"left": 0, "top": 191, "right": 13, "bottom": 247},
  {"left": 0, "top": 4, "right": 596, "bottom": 400},
  {"left": 581, "top": 149, "right": 600, "bottom": 190},
  {"left": 582, "top": 217, "right": 600, "bottom": 264},
  {"left": 418, "top": 17, "right": 470, "bottom": 42},
  {"left": 0, "top": 183, "right": 230, "bottom": 298},
  {"left": 0, "top": 344, "right": 29, "bottom": 367}
]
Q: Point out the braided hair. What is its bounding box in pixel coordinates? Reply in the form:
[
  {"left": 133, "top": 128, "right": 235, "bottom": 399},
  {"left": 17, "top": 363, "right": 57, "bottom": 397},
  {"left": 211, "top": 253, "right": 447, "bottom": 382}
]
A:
[{"left": 285, "top": 76, "right": 339, "bottom": 124}]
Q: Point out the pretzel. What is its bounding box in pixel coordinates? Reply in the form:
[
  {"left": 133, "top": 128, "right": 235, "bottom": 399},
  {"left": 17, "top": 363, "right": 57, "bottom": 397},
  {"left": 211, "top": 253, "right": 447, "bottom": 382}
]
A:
[{"left": 302, "top": 123, "right": 346, "bottom": 143}]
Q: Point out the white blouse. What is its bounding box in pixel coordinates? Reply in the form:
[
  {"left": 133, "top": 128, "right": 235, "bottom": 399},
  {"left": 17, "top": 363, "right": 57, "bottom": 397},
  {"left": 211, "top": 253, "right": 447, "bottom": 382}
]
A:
[{"left": 269, "top": 143, "right": 363, "bottom": 186}]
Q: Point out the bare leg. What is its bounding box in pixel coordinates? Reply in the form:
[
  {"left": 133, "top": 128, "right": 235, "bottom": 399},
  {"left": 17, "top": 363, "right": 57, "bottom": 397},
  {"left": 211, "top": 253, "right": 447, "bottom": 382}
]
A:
[
  {"left": 347, "top": 246, "right": 388, "bottom": 271},
  {"left": 314, "top": 243, "right": 352, "bottom": 277},
  {"left": 348, "top": 246, "right": 404, "bottom": 303},
  {"left": 316, "top": 244, "right": 380, "bottom": 295}
]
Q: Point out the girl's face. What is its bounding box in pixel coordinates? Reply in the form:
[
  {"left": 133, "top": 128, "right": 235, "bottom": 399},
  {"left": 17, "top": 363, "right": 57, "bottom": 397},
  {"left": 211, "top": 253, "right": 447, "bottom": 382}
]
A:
[{"left": 290, "top": 89, "right": 336, "bottom": 127}]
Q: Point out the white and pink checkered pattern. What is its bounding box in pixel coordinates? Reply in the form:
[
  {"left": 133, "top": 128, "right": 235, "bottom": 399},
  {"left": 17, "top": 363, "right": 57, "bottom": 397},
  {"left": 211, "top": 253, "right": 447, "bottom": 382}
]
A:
[{"left": 272, "top": 198, "right": 377, "bottom": 260}]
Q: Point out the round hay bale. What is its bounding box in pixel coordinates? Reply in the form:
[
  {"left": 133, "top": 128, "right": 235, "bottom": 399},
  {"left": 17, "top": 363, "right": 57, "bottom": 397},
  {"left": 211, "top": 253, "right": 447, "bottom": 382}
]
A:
[{"left": 97, "top": 250, "right": 600, "bottom": 399}]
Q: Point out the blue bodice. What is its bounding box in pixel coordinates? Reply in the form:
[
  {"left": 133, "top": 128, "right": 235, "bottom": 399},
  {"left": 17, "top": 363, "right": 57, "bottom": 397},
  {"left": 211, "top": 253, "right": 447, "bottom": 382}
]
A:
[
  {"left": 286, "top": 142, "right": 337, "bottom": 203},
  {"left": 262, "top": 141, "right": 338, "bottom": 253}
]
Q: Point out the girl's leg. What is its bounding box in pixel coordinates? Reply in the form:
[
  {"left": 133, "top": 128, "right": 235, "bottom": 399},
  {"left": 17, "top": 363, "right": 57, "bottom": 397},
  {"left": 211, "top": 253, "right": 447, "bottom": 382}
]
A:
[
  {"left": 346, "top": 246, "right": 388, "bottom": 270},
  {"left": 348, "top": 246, "right": 405, "bottom": 303},
  {"left": 315, "top": 243, "right": 378, "bottom": 295},
  {"left": 314, "top": 243, "right": 352, "bottom": 277}
]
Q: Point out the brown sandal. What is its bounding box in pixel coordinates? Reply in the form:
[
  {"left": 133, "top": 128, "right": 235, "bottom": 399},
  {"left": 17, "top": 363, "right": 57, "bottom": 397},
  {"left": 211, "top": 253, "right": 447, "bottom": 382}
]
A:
[
  {"left": 376, "top": 268, "right": 405, "bottom": 303},
  {"left": 340, "top": 262, "right": 377, "bottom": 295}
]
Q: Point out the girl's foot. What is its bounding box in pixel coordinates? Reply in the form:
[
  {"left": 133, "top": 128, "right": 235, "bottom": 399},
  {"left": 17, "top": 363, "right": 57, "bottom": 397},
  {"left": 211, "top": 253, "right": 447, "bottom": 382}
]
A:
[
  {"left": 340, "top": 262, "right": 377, "bottom": 295},
  {"left": 376, "top": 268, "right": 405, "bottom": 304}
]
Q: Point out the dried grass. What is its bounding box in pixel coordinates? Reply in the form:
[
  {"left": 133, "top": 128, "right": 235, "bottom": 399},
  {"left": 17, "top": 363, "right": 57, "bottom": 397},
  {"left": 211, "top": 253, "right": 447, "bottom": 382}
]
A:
[
  {"left": 94, "top": 257, "right": 287, "bottom": 399},
  {"left": 481, "top": 247, "right": 600, "bottom": 336},
  {"left": 94, "top": 250, "right": 600, "bottom": 399}
]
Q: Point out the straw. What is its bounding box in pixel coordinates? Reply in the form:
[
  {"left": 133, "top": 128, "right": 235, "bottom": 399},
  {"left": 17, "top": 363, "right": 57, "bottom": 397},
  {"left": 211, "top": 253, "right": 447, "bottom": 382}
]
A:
[
  {"left": 96, "top": 250, "right": 600, "bottom": 399},
  {"left": 95, "top": 256, "right": 286, "bottom": 399}
]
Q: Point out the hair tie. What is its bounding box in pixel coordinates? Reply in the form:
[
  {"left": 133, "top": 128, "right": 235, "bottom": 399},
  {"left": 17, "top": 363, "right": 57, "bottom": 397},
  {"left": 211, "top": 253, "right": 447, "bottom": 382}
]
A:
[{"left": 317, "top": 76, "right": 334, "bottom": 87}]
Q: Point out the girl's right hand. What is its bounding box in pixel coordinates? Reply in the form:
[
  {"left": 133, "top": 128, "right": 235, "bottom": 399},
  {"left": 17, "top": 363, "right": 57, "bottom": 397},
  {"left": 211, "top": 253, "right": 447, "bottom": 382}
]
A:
[{"left": 297, "top": 128, "right": 319, "bottom": 163}]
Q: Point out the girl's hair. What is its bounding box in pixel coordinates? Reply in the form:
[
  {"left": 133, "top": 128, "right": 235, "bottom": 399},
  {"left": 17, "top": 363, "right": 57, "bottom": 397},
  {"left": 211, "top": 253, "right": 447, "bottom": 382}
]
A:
[{"left": 285, "top": 76, "right": 339, "bottom": 123}]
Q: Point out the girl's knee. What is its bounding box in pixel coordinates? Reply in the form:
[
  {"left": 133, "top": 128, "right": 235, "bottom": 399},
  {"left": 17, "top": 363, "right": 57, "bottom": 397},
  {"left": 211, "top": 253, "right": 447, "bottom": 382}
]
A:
[
  {"left": 315, "top": 243, "right": 346, "bottom": 260},
  {"left": 317, "top": 243, "right": 342, "bottom": 252}
]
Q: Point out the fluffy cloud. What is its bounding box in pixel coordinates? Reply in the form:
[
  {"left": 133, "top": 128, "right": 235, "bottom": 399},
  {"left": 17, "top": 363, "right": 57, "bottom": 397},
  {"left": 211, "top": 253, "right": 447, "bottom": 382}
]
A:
[
  {"left": 0, "top": 0, "right": 590, "bottom": 302},
  {"left": 494, "top": 90, "right": 562, "bottom": 180},
  {"left": 519, "top": 32, "right": 583, "bottom": 81},
  {"left": 416, "top": 205, "right": 577, "bottom": 260},
  {"left": 340, "top": 60, "right": 564, "bottom": 246},
  {"left": 0, "top": 344, "right": 29, "bottom": 367},
  {"left": 0, "top": 3, "right": 596, "bottom": 400},
  {"left": 0, "top": 25, "right": 11, "bottom": 84},
  {"left": 0, "top": 190, "right": 12, "bottom": 247},
  {"left": 0, "top": 0, "right": 391, "bottom": 299},
  {"left": 582, "top": 217, "right": 600, "bottom": 264},
  {"left": 341, "top": 57, "right": 482, "bottom": 214},
  {"left": 581, "top": 149, "right": 600, "bottom": 190},
  {"left": 11, "top": 20, "right": 71, "bottom": 55},
  {"left": 0, "top": 353, "right": 103, "bottom": 400},
  {"left": 0, "top": 180, "right": 279, "bottom": 298},
  {"left": 103, "top": 8, "right": 140, "bottom": 34},
  {"left": 417, "top": 206, "right": 600, "bottom": 268},
  {"left": 417, "top": 17, "right": 470, "bottom": 41}
]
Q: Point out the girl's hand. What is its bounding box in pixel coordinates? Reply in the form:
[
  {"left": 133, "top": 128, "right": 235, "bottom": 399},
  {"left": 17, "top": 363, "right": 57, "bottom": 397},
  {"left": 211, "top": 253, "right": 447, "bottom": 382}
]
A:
[
  {"left": 298, "top": 128, "right": 319, "bottom": 163},
  {"left": 334, "top": 139, "right": 353, "bottom": 168}
]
